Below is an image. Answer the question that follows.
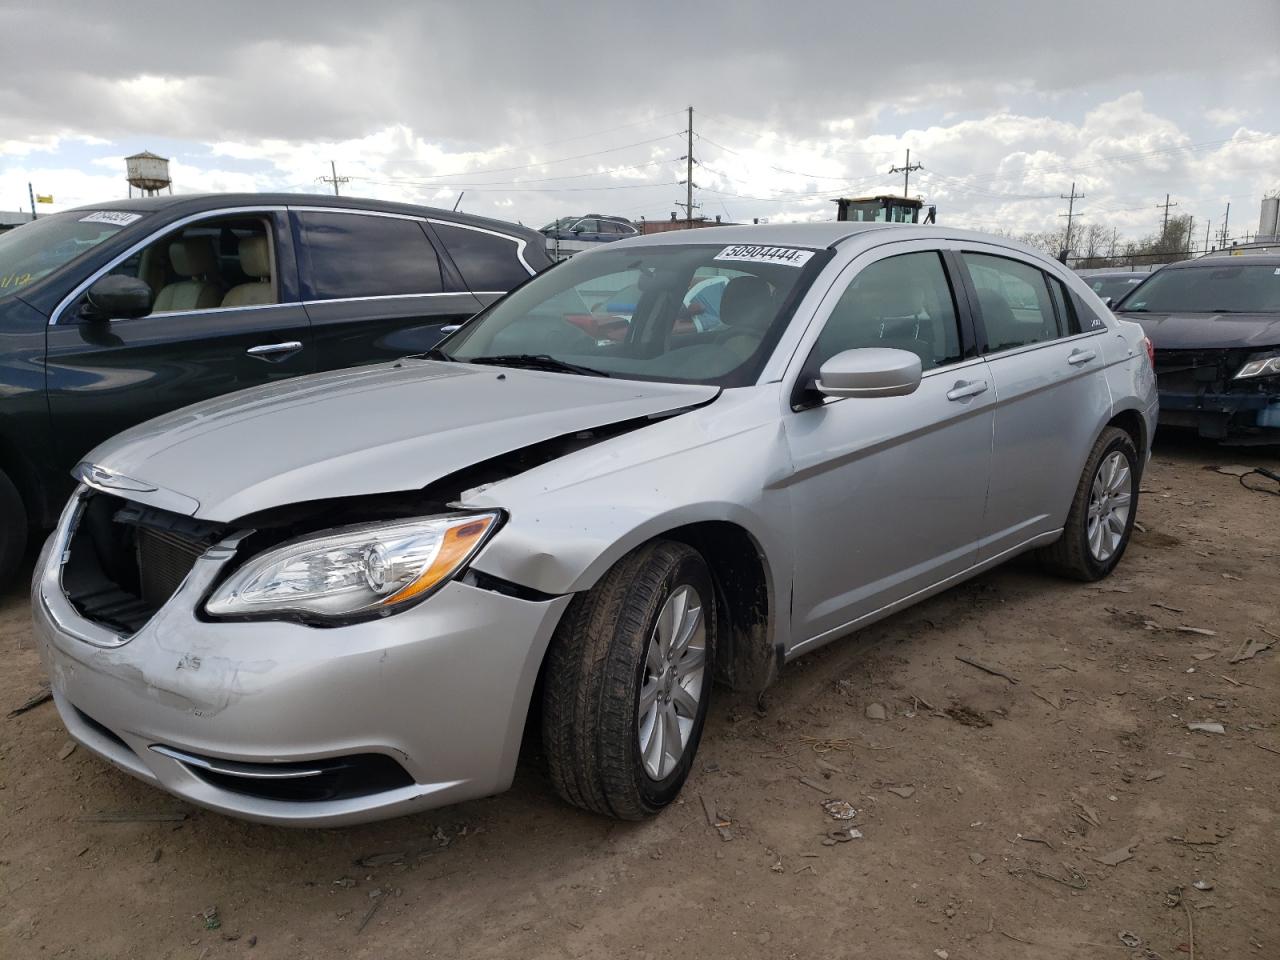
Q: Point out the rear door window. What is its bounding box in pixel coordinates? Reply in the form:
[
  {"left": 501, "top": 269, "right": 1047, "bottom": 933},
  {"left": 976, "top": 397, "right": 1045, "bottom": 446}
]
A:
[
  {"left": 432, "top": 222, "right": 531, "bottom": 292},
  {"left": 962, "top": 253, "right": 1063, "bottom": 352},
  {"left": 297, "top": 212, "right": 442, "bottom": 300}
]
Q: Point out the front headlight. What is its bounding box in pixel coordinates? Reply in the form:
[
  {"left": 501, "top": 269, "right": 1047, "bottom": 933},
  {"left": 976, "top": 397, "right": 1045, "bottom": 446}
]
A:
[
  {"left": 205, "top": 513, "right": 499, "bottom": 622},
  {"left": 1235, "top": 352, "right": 1280, "bottom": 379}
]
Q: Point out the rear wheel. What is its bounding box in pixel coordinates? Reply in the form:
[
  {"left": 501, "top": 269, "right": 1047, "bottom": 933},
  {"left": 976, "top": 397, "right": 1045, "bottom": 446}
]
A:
[
  {"left": 1038, "top": 426, "right": 1138, "bottom": 581},
  {"left": 0, "top": 467, "right": 27, "bottom": 586},
  {"left": 541, "top": 541, "right": 715, "bottom": 820}
]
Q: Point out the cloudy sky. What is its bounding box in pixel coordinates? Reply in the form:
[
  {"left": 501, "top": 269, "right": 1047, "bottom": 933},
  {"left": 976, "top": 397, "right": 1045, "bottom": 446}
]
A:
[{"left": 1, "top": 0, "right": 1277, "bottom": 243}]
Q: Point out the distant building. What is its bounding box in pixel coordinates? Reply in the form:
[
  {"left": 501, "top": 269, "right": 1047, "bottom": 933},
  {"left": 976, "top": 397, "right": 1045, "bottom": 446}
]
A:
[
  {"left": 638, "top": 213, "right": 739, "bottom": 235},
  {"left": 0, "top": 211, "right": 33, "bottom": 233}
]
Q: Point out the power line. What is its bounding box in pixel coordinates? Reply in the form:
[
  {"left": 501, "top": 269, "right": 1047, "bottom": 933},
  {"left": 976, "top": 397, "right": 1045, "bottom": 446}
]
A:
[
  {"left": 889, "top": 149, "right": 923, "bottom": 198},
  {"left": 1158, "top": 193, "right": 1179, "bottom": 234},
  {"left": 354, "top": 156, "right": 681, "bottom": 189},
  {"left": 1059, "top": 182, "right": 1085, "bottom": 262},
  {"left": 348, "top": 132, "right": 683, "bottom": 185},
  {"left": 318, "top": 160, "right": 350, "bottom": 196},
  {"left": 676, "top": 106, "right": 700, "bottom": 226}
]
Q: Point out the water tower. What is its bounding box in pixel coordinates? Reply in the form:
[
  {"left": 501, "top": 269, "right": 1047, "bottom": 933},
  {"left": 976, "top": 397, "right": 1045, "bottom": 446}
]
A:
[{"left": 125, "top": 151, "right": 172, "bottom": 197}]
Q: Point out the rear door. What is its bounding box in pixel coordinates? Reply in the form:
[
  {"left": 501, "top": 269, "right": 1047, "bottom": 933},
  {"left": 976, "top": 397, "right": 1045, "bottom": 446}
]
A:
[
  {"left": 293, "top": 209, "right": 483, "bottom": 368},
  {"left": 950, "top": 245, "right": 1112, "bottom": 560},
  {"left": 45, "top": 208, "right": 312, "bottom": 468}
]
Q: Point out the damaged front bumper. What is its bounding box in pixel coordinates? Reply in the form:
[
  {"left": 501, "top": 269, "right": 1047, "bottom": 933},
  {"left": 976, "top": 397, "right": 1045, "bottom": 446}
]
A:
[
  {"left": 31, "top": 490, "right": 571, "bottom": 827},
  {"left": 1152, "top": 348, "right": 1280, "bottom": 442},
  {"left": 1155, "top": 389, "right": 1280, "bottom": 441}
]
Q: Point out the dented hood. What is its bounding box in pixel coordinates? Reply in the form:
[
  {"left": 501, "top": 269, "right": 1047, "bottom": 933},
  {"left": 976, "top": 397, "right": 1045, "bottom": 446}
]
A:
[{"left": 81, "top": 360, "right": 719, "bottom": 521}]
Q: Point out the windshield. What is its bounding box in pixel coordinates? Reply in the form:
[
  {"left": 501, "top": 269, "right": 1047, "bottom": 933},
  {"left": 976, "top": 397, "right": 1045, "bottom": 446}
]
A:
[
  {"left": 0, "top": 210, "right": 142, "bottom": 299},
  {"left": 443, "top": 242, "right": 828, "bottom": 385},
  {"left": 1089, "top": 274, "right": 1148, "bottom": 302},
  {"left": 1118, "top": 263, "right": 1280, "bottom": 313}
]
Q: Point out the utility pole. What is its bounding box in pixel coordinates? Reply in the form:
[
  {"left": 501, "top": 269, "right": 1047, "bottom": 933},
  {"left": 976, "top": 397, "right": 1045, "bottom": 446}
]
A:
[
  {"left": 1204, "top": 219, "right": 1211, "bottom": 253},
  {"left": 1058, "top": 182, "right": 1084, "bottom": 263},
  {"left": 1220, "top": 202, "right": 1231, "bottom": 248},
  {"left": 889, "top": 149, "right": 923, "bottom": 198},
  {"left": 318, "top": 160, "right": 350, "bottom": 196},
  {"left": 676, "top": 106, "right": 699, "bottom": 227},
  {"left": 1157, "top": 193, "right": 1178, "bottom": 238},
  {"left": 27, "top": 182, "right": 37, "bottom": 221},
  {"left": 1186, "top": 216, "right": 1194, "bottom": 256}
]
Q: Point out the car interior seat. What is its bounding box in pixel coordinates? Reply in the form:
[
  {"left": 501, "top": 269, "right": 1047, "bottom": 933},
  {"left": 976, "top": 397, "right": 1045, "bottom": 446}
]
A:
[
  {"left": 220, "top": 235, "right": 276, "bottom": 308},
  {"left": 152, "top": 238, "right": 223, "bottom": 313},
  {"left": 718, "top": 276, "right": 776, "bottom": 362}
]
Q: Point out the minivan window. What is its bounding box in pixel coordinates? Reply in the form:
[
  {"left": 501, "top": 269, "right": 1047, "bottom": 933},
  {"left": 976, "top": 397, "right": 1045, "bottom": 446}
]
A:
[
  {"left": 0, "top": 210, "right": 143, "bottom": 298},
  {"left": 432, "top": 222, "right": 531, "bottom": 292},
  {"left": 298, "top": 212, "right": 442, "bottom": 300}
]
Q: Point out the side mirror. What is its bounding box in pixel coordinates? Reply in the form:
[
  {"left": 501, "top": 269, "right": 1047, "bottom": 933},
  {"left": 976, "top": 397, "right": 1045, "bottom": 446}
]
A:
[
  {"left": 81, "top": 275, "right": 153, "bottom": 321},
  {"left": 1100, "top": 295, "right": 1113, "bottom": 307},
  {"left": 816, "top": 348, "right": 922, "bottom": 399}
]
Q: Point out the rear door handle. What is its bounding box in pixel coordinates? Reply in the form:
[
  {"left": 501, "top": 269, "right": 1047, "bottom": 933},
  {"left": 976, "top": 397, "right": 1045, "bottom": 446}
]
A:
[
  {"left": 946, "top": 379, "right": 989, "bottom": 401},
  {"left": 246, "top": 340, "right": 303, "bottom": 361},
  {"left": 1068, "top": 348, "right": 1098, "bottom": 366}
]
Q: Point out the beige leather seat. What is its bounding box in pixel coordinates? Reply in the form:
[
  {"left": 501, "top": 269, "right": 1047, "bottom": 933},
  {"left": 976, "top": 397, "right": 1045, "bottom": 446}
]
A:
[
  {"left": 152, "top": 238, "right": 223, "bottom": 313},
  {"left": 221, "top": 235, "right": 275, "bottom": 308}
]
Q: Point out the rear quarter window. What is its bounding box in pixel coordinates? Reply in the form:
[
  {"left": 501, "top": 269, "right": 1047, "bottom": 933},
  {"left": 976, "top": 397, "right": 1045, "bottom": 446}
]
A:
[{"left": 433, "top": 222, "right": 532, "bottom": 292}]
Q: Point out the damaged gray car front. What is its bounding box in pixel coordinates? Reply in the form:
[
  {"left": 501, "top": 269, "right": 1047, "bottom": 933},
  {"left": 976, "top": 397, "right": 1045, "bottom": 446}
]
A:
[{"left": 33, "top": 223, "right": 1157, "bottom": 825}]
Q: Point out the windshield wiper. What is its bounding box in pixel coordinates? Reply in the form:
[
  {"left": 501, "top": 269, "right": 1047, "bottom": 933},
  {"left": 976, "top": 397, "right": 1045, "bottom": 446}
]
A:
[{"left": 465, "top": 354, "right": 610, "bottom": 377}]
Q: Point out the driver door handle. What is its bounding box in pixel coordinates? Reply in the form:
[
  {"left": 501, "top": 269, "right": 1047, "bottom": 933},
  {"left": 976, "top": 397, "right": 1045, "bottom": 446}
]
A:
[
  {"left": 1068, "top": 348, "right": 1098, "bottom": 366},
  {"left": 946, "top": 379, "right": 989, "bottom": 401},
  {"left": 246, "top": 341, "right": 303, "bottom": 361}
]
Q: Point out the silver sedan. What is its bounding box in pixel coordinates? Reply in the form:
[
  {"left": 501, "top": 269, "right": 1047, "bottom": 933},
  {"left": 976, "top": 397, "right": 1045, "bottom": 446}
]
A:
[{"left": 32, "top": 223, "right": 1158, "bottom": 825}]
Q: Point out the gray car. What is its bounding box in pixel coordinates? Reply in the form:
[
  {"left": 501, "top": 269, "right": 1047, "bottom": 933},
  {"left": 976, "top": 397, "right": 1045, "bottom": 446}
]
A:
[{"left": 32, "top": 223, "right": 1158, "bottom": 826}]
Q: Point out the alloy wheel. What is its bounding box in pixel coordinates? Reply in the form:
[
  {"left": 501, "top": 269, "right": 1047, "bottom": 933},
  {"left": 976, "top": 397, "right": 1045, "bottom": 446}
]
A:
[
  {"left": 637, "top": 584, "right": 707, "bottom": 780},
  {"left": 1086, "top": 450, "right": 1133, "bottom": 562}
]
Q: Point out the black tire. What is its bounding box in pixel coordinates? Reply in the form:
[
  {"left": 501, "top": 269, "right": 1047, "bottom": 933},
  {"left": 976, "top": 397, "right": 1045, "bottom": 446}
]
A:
[
  {"left": 0, "top": 467, "right": 27, "bottom": 587},
  {"left": 541, "top": 540, "right": 716, "bottom": 820},
  {"left": 1038, "top": 426, "right": 1139, "bottom": 581}
]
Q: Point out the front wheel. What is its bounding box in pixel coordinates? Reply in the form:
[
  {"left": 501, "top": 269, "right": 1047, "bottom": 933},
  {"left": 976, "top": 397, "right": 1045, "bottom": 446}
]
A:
[
  {"left": 541, "top": 541, "right": 715, "bottom": 820},
  {"left": 1038, "top": 426, "right": 1139, "bottom": 581}
]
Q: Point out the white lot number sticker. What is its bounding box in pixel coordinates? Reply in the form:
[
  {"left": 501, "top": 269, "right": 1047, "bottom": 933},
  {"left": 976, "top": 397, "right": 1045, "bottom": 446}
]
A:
[
  {"left": 714, "top": 244, "right": 814, "bottom": 268},
  {"left": 79, "top": 211, "right": 142, "bottom": 226}
]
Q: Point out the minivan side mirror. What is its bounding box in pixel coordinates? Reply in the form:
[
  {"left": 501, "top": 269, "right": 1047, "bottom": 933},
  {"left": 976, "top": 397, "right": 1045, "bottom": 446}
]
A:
[
  {"left": 1100, "top": 295, "right": 1113, "bottom": 307},
  {"left": 816, "top": 348, "right": 923, "bottom": 399},
  {"left": 81, "top": 275, "right": 153, "bottom": 321}
]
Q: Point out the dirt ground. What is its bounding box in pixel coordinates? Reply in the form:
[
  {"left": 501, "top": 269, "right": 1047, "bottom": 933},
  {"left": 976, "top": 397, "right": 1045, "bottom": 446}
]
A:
[{"left": 2, "top": 435, "right": 1277, "bottom": 960}]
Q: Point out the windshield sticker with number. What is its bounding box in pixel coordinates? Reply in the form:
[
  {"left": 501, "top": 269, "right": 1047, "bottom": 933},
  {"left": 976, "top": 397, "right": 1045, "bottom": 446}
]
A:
[
  {"left": 714, "top": 245, "right": 814, "bottom": 268},
  {"left": 78, "top": 211, "right": 142, "bottom": 226}
]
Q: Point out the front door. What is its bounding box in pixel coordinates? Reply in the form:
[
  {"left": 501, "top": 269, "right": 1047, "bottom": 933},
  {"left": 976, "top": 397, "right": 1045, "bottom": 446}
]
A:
[
  {"left": 784, "top": 245, "right": 994, "bottom": 647},
  {"left": 46, "top": 210, "right": 312, "bottom": 470}
]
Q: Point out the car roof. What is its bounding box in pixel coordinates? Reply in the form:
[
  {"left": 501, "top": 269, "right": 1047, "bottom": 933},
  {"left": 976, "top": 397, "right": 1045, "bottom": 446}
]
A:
[
  {"left": 58, "top": 192, "right": 543, "bottom": 241},
  {"left": 616, "top": 221, "right": 1033, "bottom": 250},
  {"left": 1164, "top": 254, "right": 1280, "bottom": 269}
]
